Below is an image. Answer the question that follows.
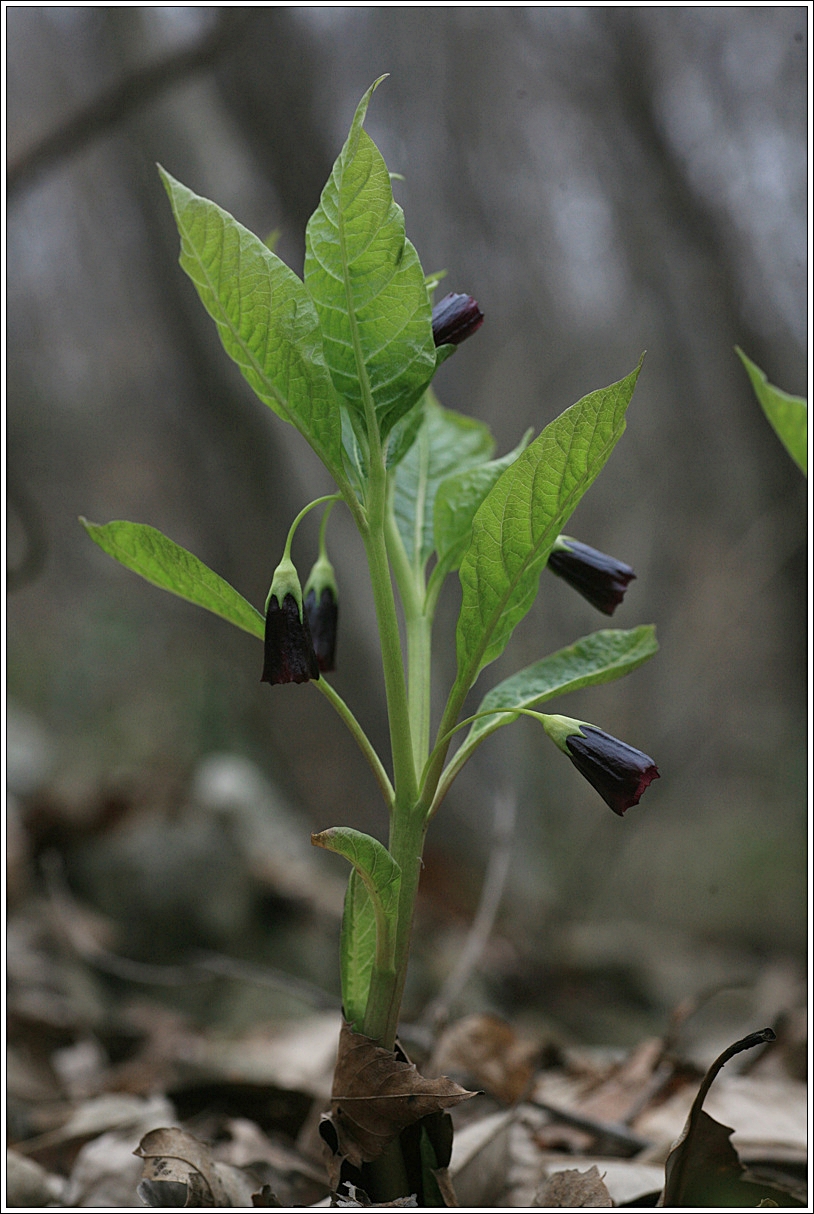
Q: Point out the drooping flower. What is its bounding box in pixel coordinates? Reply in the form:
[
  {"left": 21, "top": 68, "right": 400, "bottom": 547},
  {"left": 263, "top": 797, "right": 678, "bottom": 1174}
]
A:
[
  {"left": 539, "top": 714, "right": 659, "bottom": 816},
  {"left": 261, "top": 557, "right": 319, "bottom": 685},
  {"left": 565, "top": 726, "right": 660, "bottom": 816},
  {"left": 304, "top": 573, "right": 339, "bottom": 670},
  {"left": 431, "top": 292, "right": 484, "bottom": 347},
  {"left": 547, "top": 536, "right": 635, "bottom": 615},
  {"left": 303, "top": 509, "right": 339, "bottom": 673}
]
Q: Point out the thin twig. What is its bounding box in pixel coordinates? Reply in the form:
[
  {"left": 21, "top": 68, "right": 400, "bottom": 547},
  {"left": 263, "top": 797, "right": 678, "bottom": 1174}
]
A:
[
  {"left": 190, "top": 951, "right": 339, "bottom": 1009},
  {"left": 418, "top": 790, "right": 516, "bottom": 1034},
  {"left": 8, "top": 10, "right": 254, "bottom": 197},
  {"left": 528, "top": 1097, "right": 653, "bottom": 1156},
  {"left": 40, "top": 850, "right": 340, "bottom": 1007}
]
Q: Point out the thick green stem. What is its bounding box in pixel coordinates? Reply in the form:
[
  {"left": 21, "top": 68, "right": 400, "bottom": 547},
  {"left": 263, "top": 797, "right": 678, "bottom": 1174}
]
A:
[
  {"left": 337, "top": 186, "right": 417, "bottom": 813},
  {"left": 406, "top": 613, "right": 432, "bottom": 773},
  {"left": 335, "top": 195, "right": 434, "bottom": 1053},
  {"left": 362, "top": 799, "right": 427, "bottom": 1049},
  {"left": 362, "top": 513, "right": 418, "bottom": 809},
  {"left": 384, "top": 506, "right": 431, "bottom": 780}
]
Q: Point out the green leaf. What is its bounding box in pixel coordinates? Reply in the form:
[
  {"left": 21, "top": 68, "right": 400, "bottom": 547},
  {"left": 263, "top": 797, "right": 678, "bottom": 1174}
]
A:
[
  {"left": 454, "top": 358, "right": 644, "bottom": 689},
  {"left": 392, "top": 390, "right": 495, "bottom": 575},
  {"left": 433, "top": 429, "right": 532, "bottom": 575},
  {"left": 159, "top": 167, "right": 344, "bottom": 481},
  {"left": 464, "top": 625, "right": 658, "bottom": 751},
  {"left": 303, "top": 79, "right": 437, "bottom": 439},
  {"left": 311, "top": 827, "right": 401, "bottom": 1029},
  {"left": 81, "top": 519, "right": 264, "bottom": 639},
  {"left": 736, "top": 347, "right": 807, "bottom": 475},
  {"left": 384, "top": 393, "right": 427, "bottom": 472},
  {"left": 340, "top": 870, "right": 377, "bottom": 1032}
]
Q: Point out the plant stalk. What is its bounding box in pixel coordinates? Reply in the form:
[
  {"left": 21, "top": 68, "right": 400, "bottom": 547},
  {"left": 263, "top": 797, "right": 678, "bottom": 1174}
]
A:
[{"left": 312, "top": 677, "right": 394, "bottom": 807}]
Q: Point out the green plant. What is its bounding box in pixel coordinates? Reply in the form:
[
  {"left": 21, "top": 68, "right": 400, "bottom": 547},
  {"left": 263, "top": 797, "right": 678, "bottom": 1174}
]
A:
[
  {"left": 736, "top": 347, "right": 807, "bottom": 475},
  {"left": 82, "top": 78, "right": 660, "bottom": 1200}
]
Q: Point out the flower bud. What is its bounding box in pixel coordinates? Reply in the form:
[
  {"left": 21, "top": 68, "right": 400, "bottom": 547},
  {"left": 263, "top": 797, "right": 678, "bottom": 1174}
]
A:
[
  {"left": 547, "top": 536, "right": 635, "bottom": 616},
  {"left": 431, "top": 292, "right": 484, "bottom": 347},
  {"left": 304, "top": 554, "right": 338, "bottom": 673},
  {"left": 541, "top": 714, "right": 659, "bottom": 816},
  {"left": 261, "top": 557, "right": 319, "bottom": 685}
]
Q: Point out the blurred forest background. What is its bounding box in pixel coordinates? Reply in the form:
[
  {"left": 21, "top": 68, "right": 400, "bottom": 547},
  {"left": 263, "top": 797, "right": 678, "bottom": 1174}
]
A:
[{"left": 6, "top": 6, "right": 809, "bottom": 1052}]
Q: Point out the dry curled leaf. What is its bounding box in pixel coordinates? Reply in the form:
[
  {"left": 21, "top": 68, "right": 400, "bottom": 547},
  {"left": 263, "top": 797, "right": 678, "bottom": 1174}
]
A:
[
  {"left": 135, "top": 1126, "right": 256, "bottom": 1208},
  {"left": 659, "top": 1029, "right": 805, "bottom": 1208},
  {"left": 322, "top": 1021, "right": 476, "bottom": 1169},
  {"left": 534, "top": 1164, "right": 613, "bottom": 1207}
]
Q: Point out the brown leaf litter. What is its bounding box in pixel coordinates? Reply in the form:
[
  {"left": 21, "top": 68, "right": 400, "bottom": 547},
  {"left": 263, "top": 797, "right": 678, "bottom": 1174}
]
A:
[{"left": 321, "top": 1020, "right": 476, "bottom": 1170}]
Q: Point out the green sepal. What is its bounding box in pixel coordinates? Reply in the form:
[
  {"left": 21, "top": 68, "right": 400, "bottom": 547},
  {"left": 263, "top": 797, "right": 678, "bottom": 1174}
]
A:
[
  {"left": 536, "top": 712, "right": 587, "bottom": 753},
  {"left": 266, "top": 554, "right": 304, "bottom": 616},
  {"left": 303, "top": 551, "right": 337, "bottom": 602}
]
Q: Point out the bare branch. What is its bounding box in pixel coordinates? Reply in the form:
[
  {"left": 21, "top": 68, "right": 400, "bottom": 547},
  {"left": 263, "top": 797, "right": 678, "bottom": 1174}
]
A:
[{"left": 8, "top": 10, "right": 254, "bottom": 197}]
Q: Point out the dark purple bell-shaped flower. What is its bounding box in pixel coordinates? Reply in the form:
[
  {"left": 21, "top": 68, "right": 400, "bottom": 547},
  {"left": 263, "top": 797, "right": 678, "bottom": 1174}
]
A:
[
  {"left": 539, "top": 714, "right": 659, "bottom": 816},
  {"left": 547, "top": 536, "right": 635, "bottom": 615},
  {"left": 303, "top": 550, "right": 338, "bottom": 673},
  {"left": 304, "top": 585, "right": 338, "bottom": 673},
  {"left": 565, "top": 726, "right": 660, "bottom": 816},
  {"left": 262, "top": 592, "right": 319, "bottom": 685},
  {"left": 431, "top": 292, "right": 484, "bottom": 347}
]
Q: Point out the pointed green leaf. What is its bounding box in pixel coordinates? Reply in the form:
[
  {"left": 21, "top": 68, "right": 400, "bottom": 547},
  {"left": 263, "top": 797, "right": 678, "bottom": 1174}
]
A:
[
  {"left": 159, "top": 168, "right": 344, "bottom": 481},
  {"left": 392, "top": 391, "right": 495, "bottom": 574},
  {"left": 81, "top": 519, "right": 264, "bottom": 639},
  {"left": 340, "top": 869, "right": 377, "bottom": 1031},
  {"left": 465, "top": 625, "right": 658, "bottom": 750},
  {"left": 303, "top": 80, "right": 437, "bottom": 438},
  {"left": 736, "top": 347, "right": 807, "bottom": 474},
  {"left": 433, "top": 429, "right": 532, "bottom": 575},
  {"left": 454, "top": 359, "right": 644, "bottom": 689},
  {"left": 311, "top": 827, "right": 401, "bottom": 1030}
]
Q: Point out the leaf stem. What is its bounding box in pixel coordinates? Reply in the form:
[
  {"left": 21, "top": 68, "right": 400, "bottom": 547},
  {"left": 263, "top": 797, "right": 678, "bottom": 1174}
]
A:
[
  {"left": 383, "top": 505, "right": 432, "bottom": 777},
  {"left": 311, "top": 677, "right": 394, "bottom": 807}
]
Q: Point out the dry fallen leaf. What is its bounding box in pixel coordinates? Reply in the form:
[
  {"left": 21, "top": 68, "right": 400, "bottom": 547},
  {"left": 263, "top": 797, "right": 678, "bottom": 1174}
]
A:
[
  {"left": 534, "top": 1164, "right": 613, "bottom": 1208},
  {"left": 659, "top": 1029, "right": 806, "bottom": 1208},
  {"left": 449, "top": 1108, "right": 516, "bottom": 1208},
  {"left": 321, "top": 1021, "right": 476, "bottom": 1170},
  {"left": 135, "top": 1125, "right": 257, "bottom": 1208},
  {"left": 5, "top": 1147, "right": 66, "bottom": 1208},
  {"left": 429, "top": 1013, "right": 538, "bottom": 1104}
]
